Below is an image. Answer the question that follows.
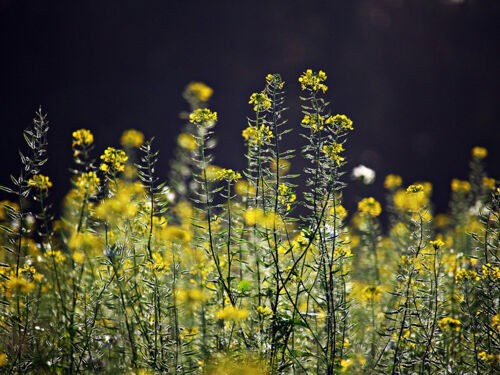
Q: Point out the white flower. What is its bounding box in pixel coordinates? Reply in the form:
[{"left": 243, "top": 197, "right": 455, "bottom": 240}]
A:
[{"left": 352, "top": 165, "right": 376, "bottom": 185}]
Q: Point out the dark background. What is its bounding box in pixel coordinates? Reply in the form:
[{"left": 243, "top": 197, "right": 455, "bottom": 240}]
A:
[{"left": 1, "top": 0, "right": 498, "bottom": 216}]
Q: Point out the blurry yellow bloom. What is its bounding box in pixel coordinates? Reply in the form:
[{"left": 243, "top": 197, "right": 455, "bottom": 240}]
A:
[
  {"left": 325, "top": 114, "right": 354, "bottom": 131},
  {"left": 482, "top": 177, "right": 495, "bottom": 190},
  {"left": 242, "top": 124, "right": 273, "bottom": 146},
  {"left": 189, "top": 108, "right": 217, "bottom": 126},
  {"left": 28, "top": 174, "right": 52, "bottom": 191},
  {"left": 215, "top": 305, "right": 249, "bottom": 321},
  {"left": 471, "top": 146, "right": 487, "bottom": 160},
  {"left": 249, "top": 92, "right": 272, "bottom": 112},
  {"left": 394, "top": 185, "right": 430, "bottom": 212},
  {"left": 0, "top": 352, "right": 7, "bottom": 367},
  {"left": 185, "top": 81, "right": 213, "bottom": 102},
  {"left": 451, "top": 179, "right": 471, "bottom": 193},
  {"left": 340, "top": 359, "right": 353, "bottom": 373},
  {"left": 177, "top": 132, "right": 197, "bottom": 152},
  {"left": 6, "top": 275, "right": 35, "bottom": 294},
  {"left": 72, "top": 251, "right": 86, "bottom": 264},
  {"left": 75, "top": 171, "right": 100, "bottom": 194},
  {"left": 72, "top": 129, "right": 94, "bottom": 147},
  {"left": 177, "top": 288, "right": 210, "bottom": 305},
  {"left": 384, "top": 174, "right": 403, "bottom": 190},
  {"left": 235, "top": 180, "right": 256, "bottom": 196},
  {"left": 160, "top": 225, "right": 192, "bottom": 243},
  {"left": 358, "top": 197, "right": 382, "bottom": 217},
  {"left": 270, "top": 159, "right": 291, "bottom": 175},
  {"left": 490, "top": 314, "right": 500, "bottom": 332},
  {"left": 203, "top": 165, "right": 223, "bottom": 181},
  {"left": 120, "top": 129, "right": 144, "bottom": 148},
  {"left": 243, "top": 207, "right": 265, "bottom": 226},
  {"left": 361, "top": 285, "right": 383, "bottom": 304},
  {"left": 45, "top": 250, "right": 66, "bottom": 264},
  {"left": 438, "top": 316, "right": 461, "bottom": 331},
  {"left": 298, "top": 69, "right": 328, "bottom": 92},
  {"left": 322, "top": 142, "right": 345, "bottom": 165}
]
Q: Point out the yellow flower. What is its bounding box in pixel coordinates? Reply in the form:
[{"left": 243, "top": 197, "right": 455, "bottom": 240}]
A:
[
  {"left": 322, "top": 142, "right": 345, "bottom": 165},
  {"left": 438, "top": 316, "right": 461, "bottom": 332},
  {"left": 298, "top": 69, "right": 328, "bottom": 92},
  {"left": 45, "top": 250, "right": 66, "bottom": 264},
  {"left": 215, "top": 305, "right": 249, "bottom": 321},
  {"left": 451, "top": 179, "right": 471, "bottom": 193},
  {"left": 27, "top": 174, "right": 53, "bottom": 191},
  {"left": 216, "top": 168, "right": 242, "bottom": 182},
  {"left": 478, "top": 351, "right": 498, "bottom": 365},
  {"left": 266, "top": 73, "right": 285, "bottom": 88},
  {"left": 384, "top": 174, "right": 403, "bottom": 190},
  {"left": 243, "top": 207, "right": 265, "bottom": 226},
  {"left": 277, "top": 183, "right": 296, "bottom": 211},
  {"left": 358, "top": 197, "right": 382, "bottom": 218},
  {"left": 325, "top": 114, "right": 354, "bottom": 131},
  {"left": 471, "top": 146, "right": 487, "bottom": 159},
  {"left": 482, "top": 177, "right": 495, "bottom": 190},
  {"left": 72, "top": 129, "right": 94, "bottom": 147},
  {"left": 249, "top": 92, "right": 272, "bottom": 112},
  {"left": 6, "top": 275, "right": 35, "bottom": 294},
  {"left": 189, "top": 108, "right": 217, "bottom": 126},
  {"left": 256, "top": 305, "right": 273, "bottom": 317},
  {"left": 0, "top": 352, "right": 8, "bottom": 367},
  {"left": 301, "top": 113, "right": 325, "bottom": 132},
  {"left": 120, "top": 129, "right": 144, "bottom": 148},
  {"left": 177, "top": 132, "right": 197, "bottom": 152},
  {"left": 429, "top": 239, "right": 445, "bottom": 250},
  {"left": 184, "top": 81, "right": 213, "bottom": 102},
  {"left": 242, "top": 124, "right": 273, "bottom": 146},
  {"left": 99, "top": 147, "right": 128, "bottom": 174},
  {"left": 491, "top": 314, "right": 500, "bottom": 332}
]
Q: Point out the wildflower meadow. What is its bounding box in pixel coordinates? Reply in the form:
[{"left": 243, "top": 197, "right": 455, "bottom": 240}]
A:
[{"left": 0, "top": 70, "right": 498, "bottom": 374}]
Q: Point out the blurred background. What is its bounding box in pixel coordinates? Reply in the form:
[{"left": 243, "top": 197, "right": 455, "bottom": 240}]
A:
[{"left": 1, "top": 0, "right": 498, "bottom": 217}]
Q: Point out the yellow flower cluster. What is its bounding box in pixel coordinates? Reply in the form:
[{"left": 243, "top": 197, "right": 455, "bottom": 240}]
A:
[
  {"left": 72, "top": 129, "right": 94, "bottom": 147},
  {"left": 120, "top": 129, "right": 144, "bottom": 148},
  {"left": 243, "top": 207, "right": 281, "bottom": 229},
  {"left": 301, "top": 113, "right": 325, "bottom": 132},
  {"left": 215, "top": 305, "right": 249, "bottom": 321},
  {"left": 438, "top": 316, "right": 461, "bottom": 332},
  {"left": 45, "top": 250, "right": 66, "bottom": 264},
  {"left": 95, "top": 182, "right": 143, "bottom": 221},
  {"left": 278, "top": 183, "right": 296, "bottom": 211},
  {"left": 455, "top": 268, "right": 480, "bottom": 282},
  {"left": 384, "top": 174, "right": 403, "bottom": 190},
  {"left": 177, "top": 132, "right": 197, "bottom": 152},
  {"left": 298, "top": 69, "right": 328, "bottom": 92},
  {"left": 242, "top": 124, "right": 273, "bottom": 146},
  {"left": 99, "top": 147, "right": 128, "bottom": 174},
  {"left": 358, "top": 197, "right": 382, "bottom": 217},
  {"left": 265, "top": 73, "right": 285, "bottom": 89},
  {"left": 394, "top": 183, "right": 431, "bottom": 212},
  {"left": 189, "top": 108, "right": 217, "bottom": 126},
  {"left": 256, "top": 305, "right": 273, "bottom": 317},
  {"left": 146, "top": 252, "right": 170, "bottom": 273},
  {"left": 322, "top": 142, "right": 345, "bottom": 165},
  {"left": 471, "top": 146, "right": 488, "bottom": 159},
  {"left": 75, "top": 171, "right": 100, "bottom": 194},
  {"left": 249, "top": 92, "right": 272, "bottom": 112},
  {"left": 361, "top": 285, "right": 383, "bottom": 303},
  {"left": 270, "top": 159, "right": 291, "bottom": 175},
  {"left": 478, "top": 351, "right": 499, "bottom": 365},
  {"left": 429, "top": 239, "right": 445, "bottom": 249},
  {"left": 451, "top": 179, "right": 471, "bottom": 193},
  {"left": 27, "top": 174, "right": 52, "bottom": 191},
  {"left": 216, "top": 168, "right": 242, "bottom": 182},
  {"left": 326, "top": 114, "right": 354, "bottom": 131},
  {"left": 482, "top": 177, "right": 496, "bottom": 190},
  {"left": 491, "top": 314, "right": 500, "bottom": 332}
]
